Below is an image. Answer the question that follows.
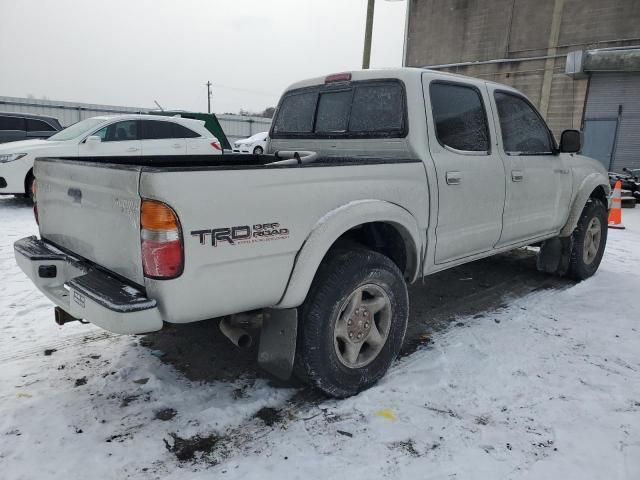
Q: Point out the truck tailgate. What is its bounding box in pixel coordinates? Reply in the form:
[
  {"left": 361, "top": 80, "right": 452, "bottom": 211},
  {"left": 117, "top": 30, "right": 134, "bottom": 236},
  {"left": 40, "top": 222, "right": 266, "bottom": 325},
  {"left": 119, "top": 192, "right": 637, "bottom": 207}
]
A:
[{"left": 35, "top": 159, "right": 145, "bottom": 285}]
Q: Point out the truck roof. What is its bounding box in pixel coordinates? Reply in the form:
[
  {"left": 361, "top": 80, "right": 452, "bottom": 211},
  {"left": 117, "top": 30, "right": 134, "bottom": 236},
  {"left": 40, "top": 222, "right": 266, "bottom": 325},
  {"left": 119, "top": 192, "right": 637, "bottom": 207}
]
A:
[{"left": 283, "top": 67, "right": 518, "bottom": 95}]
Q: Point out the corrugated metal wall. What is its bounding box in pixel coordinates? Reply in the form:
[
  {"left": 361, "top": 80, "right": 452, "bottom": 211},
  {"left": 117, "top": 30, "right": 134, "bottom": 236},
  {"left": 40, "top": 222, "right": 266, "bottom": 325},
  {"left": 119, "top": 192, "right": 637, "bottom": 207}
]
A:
[
  {"left": 0, "top": 96, "right": 146, "bottom": 127},
  {"left": 583, "top": 73, "right": 640, "bottom": 171},
  {"left": 216, "top": 114, "right": 272, "bottom": 141},
  {"left": 0, "top": 96, "right": 271, "bottom": 142}
]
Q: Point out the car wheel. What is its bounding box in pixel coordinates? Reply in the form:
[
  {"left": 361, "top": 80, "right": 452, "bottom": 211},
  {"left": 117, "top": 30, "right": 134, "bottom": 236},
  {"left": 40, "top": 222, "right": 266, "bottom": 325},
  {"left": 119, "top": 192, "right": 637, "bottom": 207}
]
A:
[
  {"left": 294, "top": 248, "right": 408, "bottom": 398},
  {"left": 253, "top": 146, "right": 264, "bottom": 155},
  {"left": 24, "top": 171, "right": 34, "bottom": 201},
  {"left": 567, "top": 199, "right": 608, "bottom": 280}
]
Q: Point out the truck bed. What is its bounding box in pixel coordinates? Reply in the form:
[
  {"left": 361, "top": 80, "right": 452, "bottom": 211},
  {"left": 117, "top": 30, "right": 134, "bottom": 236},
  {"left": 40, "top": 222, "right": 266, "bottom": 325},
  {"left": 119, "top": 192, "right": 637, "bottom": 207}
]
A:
[
  {"left": 41, "top": 153, "right": 420, "bottom": 170},
  {"left": 32, "top": 153, "right": 428, "bottom": 325}
]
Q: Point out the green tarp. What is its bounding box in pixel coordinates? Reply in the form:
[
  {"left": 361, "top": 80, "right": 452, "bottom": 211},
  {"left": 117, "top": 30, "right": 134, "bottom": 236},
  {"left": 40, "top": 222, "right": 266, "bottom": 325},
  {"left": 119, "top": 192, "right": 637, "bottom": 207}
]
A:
[{"left": 154, "top": 111, "right": 231, "bottom": 150}]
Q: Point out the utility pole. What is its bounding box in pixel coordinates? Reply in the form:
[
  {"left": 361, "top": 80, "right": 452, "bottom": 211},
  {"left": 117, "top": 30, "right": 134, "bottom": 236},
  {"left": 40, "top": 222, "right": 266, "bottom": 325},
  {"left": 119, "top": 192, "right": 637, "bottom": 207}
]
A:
[
  {"left": 362, "top": 0, "right": 375, "bottom": 69},
  {"left": 206, "top": 81, "right": 212, "bottom": 113}
]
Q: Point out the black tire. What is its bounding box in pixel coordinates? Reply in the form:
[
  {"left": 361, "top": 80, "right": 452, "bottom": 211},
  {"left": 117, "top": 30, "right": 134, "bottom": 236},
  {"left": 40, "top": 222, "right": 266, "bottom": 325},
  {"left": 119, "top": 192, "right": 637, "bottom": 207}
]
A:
[
  {"left": 23, "top": 171, "right": 34, "bottom": 201},
  {"left": 567, "top": 199, "right": 608, "bottom": 280},
  {"left": 294, "top": 248, "right": 409, "bottom": 398},
  {"left": 253, "top": 146, "right": 264, "bottom": 155}
]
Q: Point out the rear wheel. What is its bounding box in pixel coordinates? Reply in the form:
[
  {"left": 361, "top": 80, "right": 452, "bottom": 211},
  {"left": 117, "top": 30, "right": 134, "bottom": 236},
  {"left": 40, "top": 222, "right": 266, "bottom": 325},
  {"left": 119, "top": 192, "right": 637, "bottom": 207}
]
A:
[
  {"left": 294, "top": 248, "right": 408, "bottom": 398},
  {"left": 567, "top": 199, "right": 608, "bottom": 280}
]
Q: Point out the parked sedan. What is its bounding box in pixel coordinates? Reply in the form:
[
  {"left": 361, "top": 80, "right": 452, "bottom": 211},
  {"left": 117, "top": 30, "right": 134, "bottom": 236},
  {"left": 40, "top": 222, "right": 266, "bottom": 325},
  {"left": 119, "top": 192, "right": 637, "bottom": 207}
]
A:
[
  {"left": 0, "top": 112, "right": 62, "bottom": 144},
  {"left": 232, "top": 131, "right": 268, "bottom": 154},
  {"left": 0, "top": 114, "right": 221, "bottom": 198}
]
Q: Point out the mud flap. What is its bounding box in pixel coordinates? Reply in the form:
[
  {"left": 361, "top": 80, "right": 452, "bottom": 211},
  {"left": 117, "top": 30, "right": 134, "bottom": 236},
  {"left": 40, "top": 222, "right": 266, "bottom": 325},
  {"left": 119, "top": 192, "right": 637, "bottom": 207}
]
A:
[
  {"left": 537, "top": 237, "right": 572, "bottom": 276},
  {"left": 258, "top": 308, "right": 298, "bottom": 380}
]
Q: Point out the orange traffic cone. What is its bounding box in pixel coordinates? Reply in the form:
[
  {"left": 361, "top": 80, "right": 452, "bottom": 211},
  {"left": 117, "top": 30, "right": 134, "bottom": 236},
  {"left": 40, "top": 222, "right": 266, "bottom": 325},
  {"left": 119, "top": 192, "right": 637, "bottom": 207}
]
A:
[{"left": 608, "top": 180, "right": 625, "bottom": 229}]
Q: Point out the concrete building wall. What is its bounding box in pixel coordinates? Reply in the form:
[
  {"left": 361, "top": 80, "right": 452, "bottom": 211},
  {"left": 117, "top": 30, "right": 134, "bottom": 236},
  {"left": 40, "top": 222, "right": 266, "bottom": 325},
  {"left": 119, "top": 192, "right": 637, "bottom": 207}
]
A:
[{"left": 405, "top": 0, "right": 640, "bottom": 136}]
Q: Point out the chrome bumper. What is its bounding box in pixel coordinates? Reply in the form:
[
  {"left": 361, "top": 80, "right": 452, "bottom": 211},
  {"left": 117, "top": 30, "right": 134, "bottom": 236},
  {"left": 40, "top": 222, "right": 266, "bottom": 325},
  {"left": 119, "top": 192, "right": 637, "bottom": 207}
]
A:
[{"left": 14, "top": 236, "right": 163, "bottom": 334}]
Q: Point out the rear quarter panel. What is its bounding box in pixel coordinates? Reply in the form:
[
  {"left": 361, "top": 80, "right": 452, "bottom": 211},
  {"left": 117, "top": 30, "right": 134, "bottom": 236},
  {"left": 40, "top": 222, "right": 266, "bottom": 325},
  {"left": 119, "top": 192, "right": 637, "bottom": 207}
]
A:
[{"left": 139, "top": 161, "right": 429, "bottom": 323}]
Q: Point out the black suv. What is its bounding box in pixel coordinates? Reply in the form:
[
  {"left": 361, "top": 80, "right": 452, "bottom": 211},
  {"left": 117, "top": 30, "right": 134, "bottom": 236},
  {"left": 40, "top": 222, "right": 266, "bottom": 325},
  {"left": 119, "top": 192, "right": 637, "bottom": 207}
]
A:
[{"left": 0, "top": 112, "right": 63, "bottom": 143}]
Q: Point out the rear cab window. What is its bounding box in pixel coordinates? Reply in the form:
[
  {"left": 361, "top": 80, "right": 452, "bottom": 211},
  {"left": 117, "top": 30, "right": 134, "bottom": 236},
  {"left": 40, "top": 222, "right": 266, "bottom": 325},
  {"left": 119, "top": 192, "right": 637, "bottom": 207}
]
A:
[{"left": 271, "top": 79, "right": 407, "bottom": 139}]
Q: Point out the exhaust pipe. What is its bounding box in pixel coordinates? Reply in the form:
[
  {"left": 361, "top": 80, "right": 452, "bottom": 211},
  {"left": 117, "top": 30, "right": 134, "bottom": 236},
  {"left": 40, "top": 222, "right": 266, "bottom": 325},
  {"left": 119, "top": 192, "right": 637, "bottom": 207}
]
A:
[{"left": 219, "top": 317, "right": 253, "bottom": 348}]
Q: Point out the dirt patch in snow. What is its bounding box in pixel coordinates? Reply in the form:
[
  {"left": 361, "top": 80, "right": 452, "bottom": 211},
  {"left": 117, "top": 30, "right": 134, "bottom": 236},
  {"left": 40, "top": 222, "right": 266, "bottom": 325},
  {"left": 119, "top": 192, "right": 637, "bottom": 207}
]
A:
[
  {"left": 164, "top": 432, "right": 229, "bottom": 462},
  {"left": 254, "top": 407, "right": 283, "bottom": 426}
]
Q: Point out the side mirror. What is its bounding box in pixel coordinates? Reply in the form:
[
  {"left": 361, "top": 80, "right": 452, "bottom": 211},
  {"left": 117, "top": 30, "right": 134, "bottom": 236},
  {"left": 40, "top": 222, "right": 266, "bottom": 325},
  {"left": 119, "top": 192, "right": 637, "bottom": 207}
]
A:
[
  {"left": 86, "top": 135, "right": 101, "bottom": 146},
  {"left": 559, "top": 129, "right": 581, "bottom": 153}
]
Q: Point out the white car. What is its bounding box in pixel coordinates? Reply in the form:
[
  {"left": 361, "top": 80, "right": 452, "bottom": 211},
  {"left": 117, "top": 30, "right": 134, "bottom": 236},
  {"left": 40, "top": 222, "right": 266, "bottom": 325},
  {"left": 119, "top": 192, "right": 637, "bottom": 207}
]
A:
[
  {"left": 0, "top": 114, "right": 222, "bottom": 197},
  {"left": 232, "top": 131, "right": 268, "bottom": 154}
]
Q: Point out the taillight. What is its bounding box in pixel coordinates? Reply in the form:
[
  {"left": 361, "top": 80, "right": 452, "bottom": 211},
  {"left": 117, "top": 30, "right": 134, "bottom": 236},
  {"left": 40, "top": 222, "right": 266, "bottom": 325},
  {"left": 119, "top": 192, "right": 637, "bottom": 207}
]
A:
[
  {"left": 140, "top": 199, "right": 183, "bottom": 279},
  {"left": 211, "top": 141, "right": 221, "bottom": 151}
]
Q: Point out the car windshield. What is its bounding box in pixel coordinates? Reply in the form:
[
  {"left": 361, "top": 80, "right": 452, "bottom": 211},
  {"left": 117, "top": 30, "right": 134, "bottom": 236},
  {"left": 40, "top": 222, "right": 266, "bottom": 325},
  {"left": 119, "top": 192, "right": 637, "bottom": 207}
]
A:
[{"left": 47, "top": 118, "right": 107, "bottom": 141}]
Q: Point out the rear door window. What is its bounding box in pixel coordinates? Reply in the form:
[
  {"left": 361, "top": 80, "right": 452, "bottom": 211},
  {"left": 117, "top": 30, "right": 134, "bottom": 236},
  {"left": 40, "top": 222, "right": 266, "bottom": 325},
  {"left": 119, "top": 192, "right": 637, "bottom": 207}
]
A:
[
  {"left": 26, "top": 118, "right": 56, "bottom": 132},
  {"left": 140, "top": 120, "right": 174, "bottom": 140},
  {"left": 0, "top": 115, "right": 26, "bottom": 131},
  {"left": 430, "top": 82, "right": 490, "bottom": 152}
]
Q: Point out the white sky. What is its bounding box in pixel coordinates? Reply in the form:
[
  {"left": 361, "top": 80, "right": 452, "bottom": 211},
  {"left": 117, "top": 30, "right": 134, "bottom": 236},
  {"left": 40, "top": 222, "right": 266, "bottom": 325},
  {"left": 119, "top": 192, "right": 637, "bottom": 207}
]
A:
[{"left": 0, "top": 0, "right": 407, "bottom": 114}]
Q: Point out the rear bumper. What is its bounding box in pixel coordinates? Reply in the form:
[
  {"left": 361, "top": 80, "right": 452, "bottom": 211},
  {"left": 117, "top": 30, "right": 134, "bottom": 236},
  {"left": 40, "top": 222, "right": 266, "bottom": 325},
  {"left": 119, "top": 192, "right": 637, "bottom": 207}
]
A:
[{"left": 14, "top": 236, "right": 163, "bottom": 334}]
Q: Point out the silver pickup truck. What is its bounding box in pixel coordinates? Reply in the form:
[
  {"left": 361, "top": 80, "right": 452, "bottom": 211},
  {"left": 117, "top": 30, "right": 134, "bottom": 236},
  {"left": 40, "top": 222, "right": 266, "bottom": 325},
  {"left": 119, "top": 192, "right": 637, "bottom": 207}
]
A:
[{"left": 15, "top": 68, "right": 610, "bottom": 397}]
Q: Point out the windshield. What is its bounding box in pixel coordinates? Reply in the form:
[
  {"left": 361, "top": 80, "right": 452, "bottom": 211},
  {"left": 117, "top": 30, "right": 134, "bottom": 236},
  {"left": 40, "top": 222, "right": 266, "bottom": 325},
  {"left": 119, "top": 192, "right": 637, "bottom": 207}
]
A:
[{"left": 47, "top": 118, "right": 107, "bottom": 141}]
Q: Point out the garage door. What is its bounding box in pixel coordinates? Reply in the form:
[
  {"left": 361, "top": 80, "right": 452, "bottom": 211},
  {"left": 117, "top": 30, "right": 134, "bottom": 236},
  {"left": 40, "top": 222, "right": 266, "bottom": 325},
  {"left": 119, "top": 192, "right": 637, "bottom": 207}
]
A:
[{"left": 582, "top": 73, "right": 640, "bottom": 172}]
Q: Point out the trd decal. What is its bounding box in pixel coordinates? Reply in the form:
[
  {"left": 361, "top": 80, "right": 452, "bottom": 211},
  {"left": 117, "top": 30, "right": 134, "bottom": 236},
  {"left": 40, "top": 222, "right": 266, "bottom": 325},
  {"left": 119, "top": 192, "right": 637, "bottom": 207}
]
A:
[{"left": 191, "top": 222, "right": 289, "bottom": 247}]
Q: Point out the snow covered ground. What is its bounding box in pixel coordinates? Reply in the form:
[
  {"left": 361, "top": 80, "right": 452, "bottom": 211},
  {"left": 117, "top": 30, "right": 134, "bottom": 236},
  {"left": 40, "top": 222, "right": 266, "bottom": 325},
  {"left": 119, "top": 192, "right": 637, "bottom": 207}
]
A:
[{"left": 1, "top": 196, "right": 639, "bottom": 479}]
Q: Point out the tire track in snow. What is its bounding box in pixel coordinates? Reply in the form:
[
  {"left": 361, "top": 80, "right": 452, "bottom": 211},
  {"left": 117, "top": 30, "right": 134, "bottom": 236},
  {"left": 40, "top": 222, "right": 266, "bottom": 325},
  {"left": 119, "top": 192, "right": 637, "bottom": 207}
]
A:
[{"left": 0, "top": 331, "right": 115, "bottom": 362}]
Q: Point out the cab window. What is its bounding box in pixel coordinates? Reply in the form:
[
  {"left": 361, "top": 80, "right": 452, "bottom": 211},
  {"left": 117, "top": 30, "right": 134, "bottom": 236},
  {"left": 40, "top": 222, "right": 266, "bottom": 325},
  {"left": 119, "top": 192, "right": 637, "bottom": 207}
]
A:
[
  {"left": 494, "top": 92, "right": 554, "bottom": 155},
  {"left": 430, "top": 82, "right": 490, "bottom": 152},
  {"left": 271, "top": 79, "right": 406, "bottom": 139}
]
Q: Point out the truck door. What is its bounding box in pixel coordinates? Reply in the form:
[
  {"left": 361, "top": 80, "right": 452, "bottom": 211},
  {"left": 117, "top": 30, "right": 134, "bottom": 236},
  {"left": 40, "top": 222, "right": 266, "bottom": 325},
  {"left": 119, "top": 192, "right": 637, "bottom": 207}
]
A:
[
  {"left": 487, "top": 88, "right": 572, "bottom": 247},
  {"left": 422, "top": 75, "right": 506, "bottom": 264}
]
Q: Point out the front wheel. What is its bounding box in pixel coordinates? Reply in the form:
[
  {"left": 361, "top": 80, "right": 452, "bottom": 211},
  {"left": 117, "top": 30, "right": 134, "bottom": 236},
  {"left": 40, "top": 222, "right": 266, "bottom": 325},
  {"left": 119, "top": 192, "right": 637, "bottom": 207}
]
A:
[
  {"left": 294, "top": 248, "right": 409, "bottom": 398},
  {"left": 253, "top": 146, "right": 263, "bottom": 155},
  {"left": 567, "top": 199, "right": 608, "bottom": 280},
  {"left": 23, "top": 171, "right": 34, "bottom": 202}
]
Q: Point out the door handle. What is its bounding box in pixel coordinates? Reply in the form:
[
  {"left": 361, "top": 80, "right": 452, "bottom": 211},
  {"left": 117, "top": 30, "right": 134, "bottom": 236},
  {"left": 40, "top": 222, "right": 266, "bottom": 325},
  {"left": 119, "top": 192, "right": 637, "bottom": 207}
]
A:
[
  {"left": 445, "top": 171, "right": 462, "bottom": 185},
  {"left": 511, "top": 170, "right": 524, "bottom": 182},
  {"left": 126, "top": 147, "right": 139, "bottom": 152},
  {"left": 172, "top": 143, "right": 182, "bottom": 148}
]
